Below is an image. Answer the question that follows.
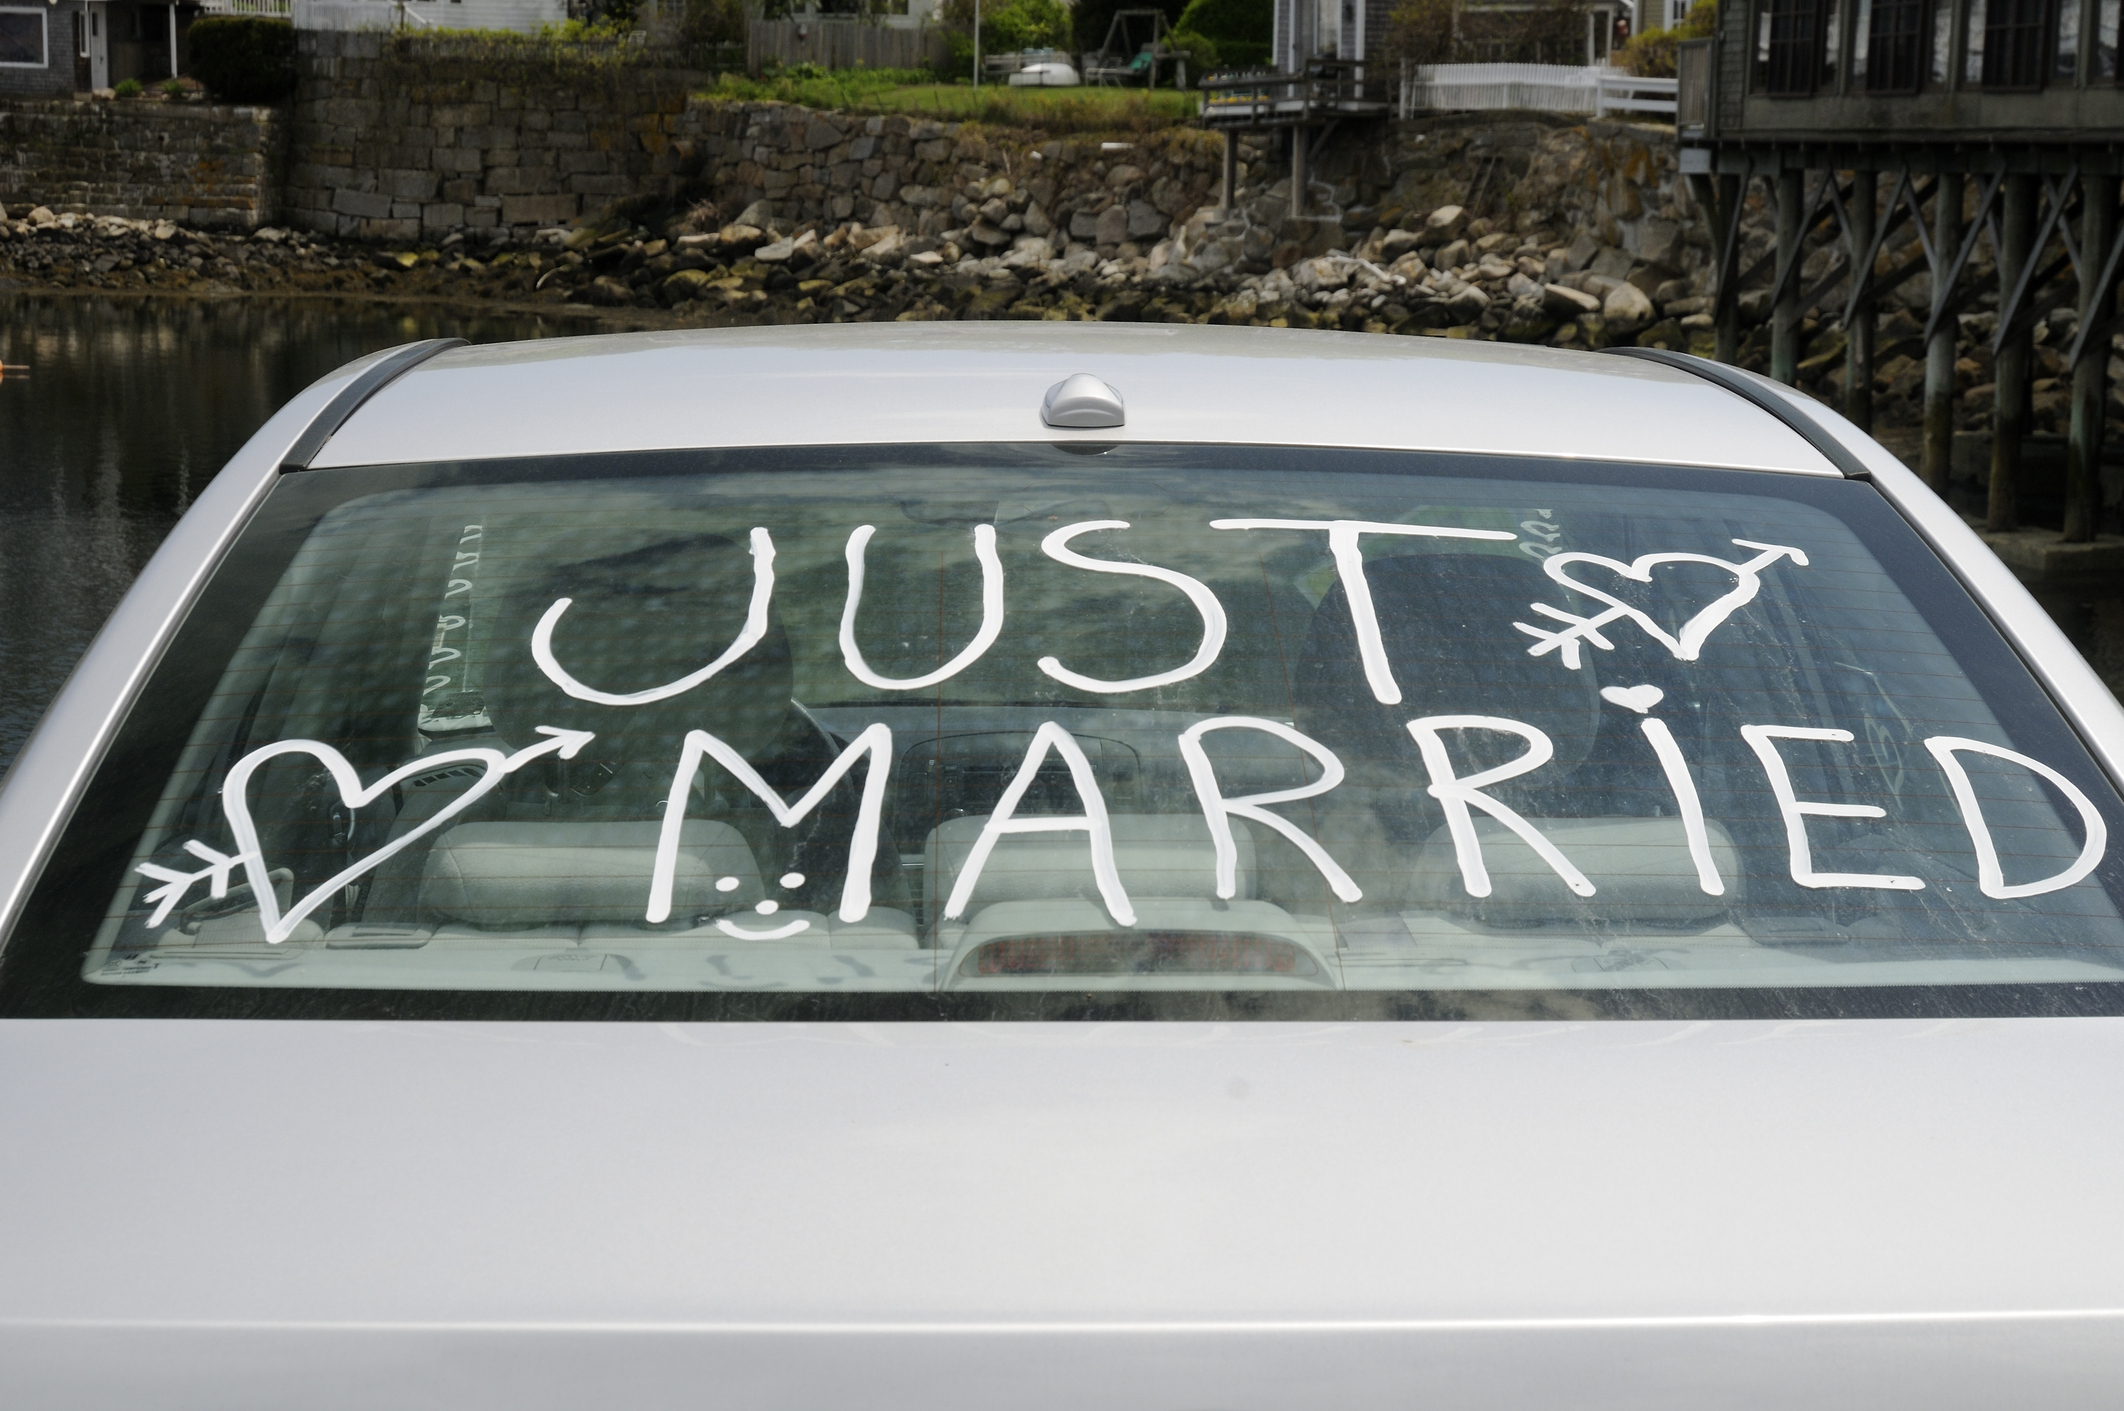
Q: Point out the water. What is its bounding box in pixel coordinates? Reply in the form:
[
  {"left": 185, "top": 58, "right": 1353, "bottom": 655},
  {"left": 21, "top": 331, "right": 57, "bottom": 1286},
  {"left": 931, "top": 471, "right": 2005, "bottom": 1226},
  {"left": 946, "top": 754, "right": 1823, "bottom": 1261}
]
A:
[
  {"left": 4, "top": 297, "right": 2119, "bottom": 777},
  {"left": 0, "top": 297, "right": 589, "bottom": 771}
]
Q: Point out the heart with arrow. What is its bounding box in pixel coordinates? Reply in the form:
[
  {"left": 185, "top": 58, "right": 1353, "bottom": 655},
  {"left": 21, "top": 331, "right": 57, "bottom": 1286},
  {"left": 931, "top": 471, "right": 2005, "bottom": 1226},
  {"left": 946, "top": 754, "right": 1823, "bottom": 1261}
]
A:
[{"left": 137, "top": 726, "right": 597, "bottom": 945}]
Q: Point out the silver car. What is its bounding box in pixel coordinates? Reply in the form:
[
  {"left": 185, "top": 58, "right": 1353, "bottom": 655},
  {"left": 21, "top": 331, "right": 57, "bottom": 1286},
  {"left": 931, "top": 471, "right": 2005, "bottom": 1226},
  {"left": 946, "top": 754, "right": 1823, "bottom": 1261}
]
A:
[{"left": 2, "top": 324, "right": 2121, "bottom": 1408}]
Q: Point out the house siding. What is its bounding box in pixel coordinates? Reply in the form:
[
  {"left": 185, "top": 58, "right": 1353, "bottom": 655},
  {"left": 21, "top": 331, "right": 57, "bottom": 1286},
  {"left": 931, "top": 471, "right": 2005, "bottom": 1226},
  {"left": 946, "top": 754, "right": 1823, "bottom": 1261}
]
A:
[{"left": 0, "top": 2, "right": 83, "bottom": 100}]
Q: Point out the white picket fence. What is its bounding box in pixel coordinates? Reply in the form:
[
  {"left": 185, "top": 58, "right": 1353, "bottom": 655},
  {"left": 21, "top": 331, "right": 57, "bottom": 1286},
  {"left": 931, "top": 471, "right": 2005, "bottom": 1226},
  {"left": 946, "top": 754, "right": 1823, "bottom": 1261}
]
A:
[
  {"left": 1399, "top": 62, "right": 1677, "bottom": 119},
  {"left": 197, "top": 0, "right": 295, "bottom": 15},
  {"left": 293, "top": 0, "right": 565, "bottom": 33}
]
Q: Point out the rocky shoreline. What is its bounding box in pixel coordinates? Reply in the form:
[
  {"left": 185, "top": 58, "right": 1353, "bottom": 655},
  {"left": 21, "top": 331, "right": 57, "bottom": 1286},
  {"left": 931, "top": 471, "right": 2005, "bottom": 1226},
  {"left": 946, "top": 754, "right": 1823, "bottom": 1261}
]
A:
[
  {"left": 9, "top": 193, "right": 2118, "bottom": 453},
  {"left": 0, "top": 196, "right": 1709, "bottom": 351}
]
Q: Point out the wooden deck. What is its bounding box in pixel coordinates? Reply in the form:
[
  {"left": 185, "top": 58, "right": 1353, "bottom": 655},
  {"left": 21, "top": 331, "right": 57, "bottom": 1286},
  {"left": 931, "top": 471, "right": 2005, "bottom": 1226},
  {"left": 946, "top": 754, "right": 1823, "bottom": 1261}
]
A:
[{"left": 1199, "top": 63, "right": 1394, "bottom": 129}]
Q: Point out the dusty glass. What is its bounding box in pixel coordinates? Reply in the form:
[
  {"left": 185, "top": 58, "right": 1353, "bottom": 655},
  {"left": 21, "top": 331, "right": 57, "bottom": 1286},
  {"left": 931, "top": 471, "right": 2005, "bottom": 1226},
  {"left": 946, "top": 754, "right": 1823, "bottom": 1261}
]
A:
[{"left": 6, "top": 444, "right": 2122, "bottom": 1019}]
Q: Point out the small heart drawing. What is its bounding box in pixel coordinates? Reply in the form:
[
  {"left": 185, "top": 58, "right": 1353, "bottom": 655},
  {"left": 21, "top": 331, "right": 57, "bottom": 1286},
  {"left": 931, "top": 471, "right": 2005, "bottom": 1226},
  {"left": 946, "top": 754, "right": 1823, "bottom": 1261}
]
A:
[
  {"left": 1541, "top": 538, "right": 1808, "bottom": 663},
  {"left": 1600, "top": 684, "right": 1665, "bottom": 714},
  {"left": 175, "top": 725, "right": 596, "bottom": 946}
]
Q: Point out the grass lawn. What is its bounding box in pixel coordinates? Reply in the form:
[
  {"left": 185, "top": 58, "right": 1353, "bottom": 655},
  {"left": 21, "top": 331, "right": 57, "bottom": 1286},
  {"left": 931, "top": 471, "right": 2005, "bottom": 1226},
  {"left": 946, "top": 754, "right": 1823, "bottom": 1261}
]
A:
[{"left": 702, "top": 68, "right": 1199, "bottom": 133}]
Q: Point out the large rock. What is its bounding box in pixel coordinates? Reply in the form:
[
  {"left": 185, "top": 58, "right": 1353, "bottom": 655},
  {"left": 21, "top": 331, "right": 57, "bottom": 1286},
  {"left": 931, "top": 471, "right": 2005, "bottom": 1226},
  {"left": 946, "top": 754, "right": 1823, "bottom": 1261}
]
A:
[
  {"left": 1291, "top": 255, "right": 1354, "bottom": 292},
  {"left": 717, "top": 223, "right": 767, "bottom": 255},
  {"left": 1638, "top": 218, "right": 1684, "bottom": 272},
  {"left": 1603, "top": 280, "right": 1656, "bottom": 331},
  {"left": 1445, "top": 285, "right": 1490, "bottom": 319},
  {"left": 1543, "top": 282, "right": 1602, "bottom": 317},
  {"left": 1418, "top": 204, "right": 1466, "bottom": 248},
  {"left": 661, "top": 268, "right": 714, "bottom": 301},
  {"left": 862, "top": 229, "right": 909, "bottom": 264},
  {"left": 1095, "top": 204, "right": 1130, "bottom": 246},
  {"left": 1501, "top": 296, "right": 1556, "bottom": 343},
  {"left": 1380, "top": 228, "right": 1425, "bottom": 262},
  {"left": 734, "top": 200, "right": 774, "bottom": 230},
  {"left": 585, "top": 276, "right": 634, "bottom": 307}
]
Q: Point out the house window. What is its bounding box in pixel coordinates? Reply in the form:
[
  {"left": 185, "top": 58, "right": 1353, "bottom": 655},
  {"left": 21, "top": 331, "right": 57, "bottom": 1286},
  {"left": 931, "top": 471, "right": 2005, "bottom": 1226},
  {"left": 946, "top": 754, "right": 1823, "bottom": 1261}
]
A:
[
  {"left": 2057, "top": 0, "right": 2081, "bottom": 75},
  {"left": 1983, "top": 0, "right": 2053, "bottom": 86},
  {"left": 1766, "top": 0, "right": 1826, "bottom": 91},
  {"left": 0, "top": 7, "right": 47, "bottom": 66},
  {"left": 2101, "top": 0, "right": 2119, "bottom": 74},
  {"left": 1867, "top": 0, "right": 1930, "bottom": 87}
]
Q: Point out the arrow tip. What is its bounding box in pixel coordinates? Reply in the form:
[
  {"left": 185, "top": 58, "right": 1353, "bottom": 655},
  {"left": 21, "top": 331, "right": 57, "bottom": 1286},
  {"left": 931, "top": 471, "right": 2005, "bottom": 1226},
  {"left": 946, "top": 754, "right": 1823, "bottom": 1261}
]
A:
[{"left": 532, "top": 725, "right": 597, "bottom": 759}]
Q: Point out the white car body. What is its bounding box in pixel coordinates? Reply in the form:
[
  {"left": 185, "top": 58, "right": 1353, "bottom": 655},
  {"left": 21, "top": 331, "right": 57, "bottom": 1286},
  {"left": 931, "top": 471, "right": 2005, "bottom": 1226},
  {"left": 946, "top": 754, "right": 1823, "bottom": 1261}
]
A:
[{"left": 2, "top": 325, "right": 2121, "bottom": 1409}]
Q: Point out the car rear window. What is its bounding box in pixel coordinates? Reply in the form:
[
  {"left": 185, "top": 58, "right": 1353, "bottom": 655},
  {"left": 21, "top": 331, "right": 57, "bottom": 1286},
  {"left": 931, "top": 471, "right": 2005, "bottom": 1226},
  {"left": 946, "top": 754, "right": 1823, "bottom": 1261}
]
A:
[{"left": 5, "top": 442, "right": 2123, "bottom": 1021}]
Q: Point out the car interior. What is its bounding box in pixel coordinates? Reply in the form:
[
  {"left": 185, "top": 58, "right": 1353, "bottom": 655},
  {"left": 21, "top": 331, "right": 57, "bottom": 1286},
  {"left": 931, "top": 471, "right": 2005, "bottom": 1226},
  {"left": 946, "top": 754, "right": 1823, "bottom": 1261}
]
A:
[{"left": 83, "top": 459, "right": 2124, "bottom": 993}]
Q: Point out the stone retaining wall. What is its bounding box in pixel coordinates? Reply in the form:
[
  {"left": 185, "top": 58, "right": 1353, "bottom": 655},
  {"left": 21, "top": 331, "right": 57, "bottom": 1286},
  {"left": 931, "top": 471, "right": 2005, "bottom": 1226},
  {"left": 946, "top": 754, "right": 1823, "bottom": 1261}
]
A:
[
  {"left": 1, "top": 30, "right": 1704, "bottom": 286},
  {"left": 0, "top": 99, "right": 284, "bottom": 228},
  {"left": 284, "top": 32, "right": 709, "bottom": 240}
]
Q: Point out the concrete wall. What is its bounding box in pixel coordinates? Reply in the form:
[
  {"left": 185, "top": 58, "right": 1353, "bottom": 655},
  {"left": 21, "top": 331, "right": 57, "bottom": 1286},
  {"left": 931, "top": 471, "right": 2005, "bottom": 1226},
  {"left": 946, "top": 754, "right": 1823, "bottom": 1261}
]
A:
[{"left": 0, "top": 97, "right": 284, "bottom": 226}]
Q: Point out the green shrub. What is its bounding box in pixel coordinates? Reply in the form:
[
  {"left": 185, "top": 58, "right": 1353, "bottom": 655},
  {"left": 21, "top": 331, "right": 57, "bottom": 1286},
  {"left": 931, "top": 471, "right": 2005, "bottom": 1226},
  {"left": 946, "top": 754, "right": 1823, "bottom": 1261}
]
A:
[
  {"left": 160, "top": 78, "right": 185, "bottom": 98},
  {"left": 1172, "top": 0, "right": 1267, "bottom": 69},
  {"left": 186, "top": 17, "right": 297, "bottom": 104},
  {"left": 1620, "top": 0, "right": 1715, "bottom": 76},
  {"left": 1164, "top": 29, "right": 1219, "bottom": 79},
  {"left": 677, "top": 0, "right": 745, "bottom": 45},
  {"left": 113, "top": 78, "right": 142, "bottom": 98}
]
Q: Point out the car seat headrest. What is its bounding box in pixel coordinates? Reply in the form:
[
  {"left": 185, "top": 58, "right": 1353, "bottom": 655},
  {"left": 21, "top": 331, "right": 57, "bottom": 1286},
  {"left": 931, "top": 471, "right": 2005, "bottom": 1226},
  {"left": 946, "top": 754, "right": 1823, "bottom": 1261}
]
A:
[{"left": 420, "top": 819, "right": 760, "bottom": 928}]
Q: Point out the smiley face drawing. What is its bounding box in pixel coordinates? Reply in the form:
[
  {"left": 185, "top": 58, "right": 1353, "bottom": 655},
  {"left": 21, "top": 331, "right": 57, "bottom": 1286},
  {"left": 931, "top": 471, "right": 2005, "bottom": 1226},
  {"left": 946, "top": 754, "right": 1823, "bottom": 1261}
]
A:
[{"left": 713, "top": 872, "right": 812, "bottom": 940}]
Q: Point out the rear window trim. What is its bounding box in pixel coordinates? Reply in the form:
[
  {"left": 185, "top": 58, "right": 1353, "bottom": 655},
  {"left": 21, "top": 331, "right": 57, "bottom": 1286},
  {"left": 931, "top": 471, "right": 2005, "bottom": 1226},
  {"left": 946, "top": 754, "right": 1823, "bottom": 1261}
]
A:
[{"left": 5, "top": 440, "right": 2120, "bottom": 1023}]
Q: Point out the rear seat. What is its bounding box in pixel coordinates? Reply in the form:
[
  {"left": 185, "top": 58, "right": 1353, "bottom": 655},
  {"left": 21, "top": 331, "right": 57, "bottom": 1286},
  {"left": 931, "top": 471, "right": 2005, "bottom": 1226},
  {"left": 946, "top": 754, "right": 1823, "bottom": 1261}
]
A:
[{"left": 387, "top": 819, "right": 920, "bottom": 953}]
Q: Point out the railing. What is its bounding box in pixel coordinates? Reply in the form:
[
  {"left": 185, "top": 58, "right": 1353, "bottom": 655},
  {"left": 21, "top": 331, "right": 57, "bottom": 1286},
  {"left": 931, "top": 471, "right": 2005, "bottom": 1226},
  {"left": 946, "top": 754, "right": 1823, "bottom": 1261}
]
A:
[
  {"left": 1396, "top": 62, "right": 1678, "bottom": 119},
  {"left": 1597, "top": 70, "right": 1679, "bottom": 116},
  {"left": 293, "top": 0, "right": 566, "bottom": 32},
  {"left": 197, "top": 0, "right": 295, "bottom": 16},
  {"left": 1199, "top": 60, "right": 1392, "bottom": 123}
]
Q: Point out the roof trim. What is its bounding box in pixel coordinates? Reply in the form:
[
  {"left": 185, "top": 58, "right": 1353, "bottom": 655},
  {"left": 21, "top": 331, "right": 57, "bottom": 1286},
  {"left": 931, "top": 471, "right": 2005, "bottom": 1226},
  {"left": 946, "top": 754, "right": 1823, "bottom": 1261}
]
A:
[
  {"left": 1602, "top": 346, "right": 1871, "bottom": 478},
  {"left": 280, "top": 338, "right": 467, "bottom": 473}
]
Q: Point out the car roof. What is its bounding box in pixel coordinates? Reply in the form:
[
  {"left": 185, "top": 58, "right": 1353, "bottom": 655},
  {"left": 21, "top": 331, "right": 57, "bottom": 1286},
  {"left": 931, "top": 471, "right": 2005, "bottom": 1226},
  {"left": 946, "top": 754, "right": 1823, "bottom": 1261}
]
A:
[{"left": 307, "top": 322, "right": 1845, "bottom": 477}]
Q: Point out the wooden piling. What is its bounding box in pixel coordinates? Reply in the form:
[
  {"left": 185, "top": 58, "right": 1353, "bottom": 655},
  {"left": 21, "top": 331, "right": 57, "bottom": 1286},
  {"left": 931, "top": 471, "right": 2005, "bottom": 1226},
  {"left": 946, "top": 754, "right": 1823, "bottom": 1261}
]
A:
[
  {"left": 1922, "top": 170, "right": 1964, "bottom": 494},
  {"left": 1990, "top": 173, "right": 2037, "bottom": 533},
  {"left": 1715, "top": 172, "right": 1741, "bottom": 364},
  {"left": 2066, "top": 172, "right": 2118, "bottom": 543},
  {"left": 1772, "top": 168, "right": 1803, "bottom": 385},
  {"left": 1845, "top": 169, "right": 1876, "bottom": 432}
]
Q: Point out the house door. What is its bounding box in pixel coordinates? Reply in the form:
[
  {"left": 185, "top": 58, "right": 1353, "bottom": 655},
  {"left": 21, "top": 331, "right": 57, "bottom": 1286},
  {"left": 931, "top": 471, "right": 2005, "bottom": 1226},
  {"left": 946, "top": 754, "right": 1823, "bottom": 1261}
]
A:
[{"left": 85, "top": 3, "right": 107, "bottom": 90}]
